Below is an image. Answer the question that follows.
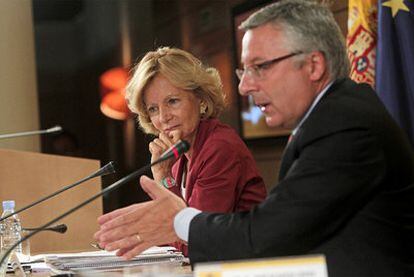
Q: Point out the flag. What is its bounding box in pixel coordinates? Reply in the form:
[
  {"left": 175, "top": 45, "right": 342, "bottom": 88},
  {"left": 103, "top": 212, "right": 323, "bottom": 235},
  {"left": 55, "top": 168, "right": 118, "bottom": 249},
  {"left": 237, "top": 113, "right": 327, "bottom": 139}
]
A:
[
  {"left": 376, "top": 0, "right": 414, "bottom": 146},
  {"left": 347, "top": 0, "right": 378, "bottom": 87}
]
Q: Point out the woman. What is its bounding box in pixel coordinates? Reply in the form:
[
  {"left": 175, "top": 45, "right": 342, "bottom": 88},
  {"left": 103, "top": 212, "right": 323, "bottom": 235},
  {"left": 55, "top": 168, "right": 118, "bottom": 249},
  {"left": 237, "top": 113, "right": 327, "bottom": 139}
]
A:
[{"left": 126, "top": 47, "right": 266, "bottom": 254}]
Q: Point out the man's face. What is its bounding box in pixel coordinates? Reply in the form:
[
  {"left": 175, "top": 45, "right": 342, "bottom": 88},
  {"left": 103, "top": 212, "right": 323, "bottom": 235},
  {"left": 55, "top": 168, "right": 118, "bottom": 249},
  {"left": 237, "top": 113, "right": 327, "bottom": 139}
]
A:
[{"left": 238, "top": 23, "right": 319, "bottom": 129}]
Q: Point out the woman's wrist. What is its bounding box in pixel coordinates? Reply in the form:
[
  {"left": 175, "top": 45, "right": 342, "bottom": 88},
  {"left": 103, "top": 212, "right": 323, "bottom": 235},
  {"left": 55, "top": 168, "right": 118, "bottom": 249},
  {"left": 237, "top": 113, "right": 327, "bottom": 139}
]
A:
[
  {"left": 160, "top": 176, "right": 177, "bottom": 188},
  {"left": 152, "top": 168, "right": 171, "bottom": 183}
]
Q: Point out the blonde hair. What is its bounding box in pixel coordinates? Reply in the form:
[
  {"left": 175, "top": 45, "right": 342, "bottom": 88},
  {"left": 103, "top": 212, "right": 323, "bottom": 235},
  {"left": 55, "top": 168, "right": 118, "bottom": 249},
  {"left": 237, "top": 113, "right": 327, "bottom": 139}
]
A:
[{"left": 126, "top": 47, "right": 226, "bottom": 134}]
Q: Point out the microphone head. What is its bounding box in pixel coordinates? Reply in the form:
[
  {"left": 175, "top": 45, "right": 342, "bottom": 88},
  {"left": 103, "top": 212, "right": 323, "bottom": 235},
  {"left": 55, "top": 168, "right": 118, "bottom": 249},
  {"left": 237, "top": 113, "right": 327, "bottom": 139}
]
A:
[
  {"left": 55, "top": 223, "right": 68, "bottom": 234},
  {"left": 90, "top": 161, "right": 117, "bottom": 178},
  {"left": 177, "top": 140, "right": 190, "bottom": 154},
  {"left": 47, "top": 125, "right": 63, "bottom": 134},
  {"left": 159, "top": 140, "right": 190, "bottom": 161},
  {"left": 101, "top": 161, "right": 116, "bottom": 176}
]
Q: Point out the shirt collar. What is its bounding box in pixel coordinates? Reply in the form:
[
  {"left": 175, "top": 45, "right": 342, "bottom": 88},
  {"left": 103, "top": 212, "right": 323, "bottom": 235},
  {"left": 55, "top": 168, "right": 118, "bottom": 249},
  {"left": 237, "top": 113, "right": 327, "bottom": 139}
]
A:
[{"left": 291, "top": 81, "right": 333, "bottom": 136}]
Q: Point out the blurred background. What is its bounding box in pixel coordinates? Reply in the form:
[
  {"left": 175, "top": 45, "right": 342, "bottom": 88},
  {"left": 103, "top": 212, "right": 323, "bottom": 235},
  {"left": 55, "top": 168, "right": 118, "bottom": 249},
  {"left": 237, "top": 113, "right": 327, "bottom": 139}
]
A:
[{"left": 0, "top": 0, "right": 348, "bottom": 213}]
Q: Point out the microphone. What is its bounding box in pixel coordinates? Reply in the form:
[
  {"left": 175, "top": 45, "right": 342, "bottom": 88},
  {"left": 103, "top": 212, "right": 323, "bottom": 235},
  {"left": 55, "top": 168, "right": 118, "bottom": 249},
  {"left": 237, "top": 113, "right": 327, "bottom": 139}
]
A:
[
  {"left": 159, "top": 140, "right": 190, "bottom": 162},
  {"left": 0, "top": 125, "right": 63, "bottom": 140},
  {"left": 0, "top": 161, "right": 116, "bottom": 222},
  {"left": 22, "top": 224, "right": 68, "bottom": 234},
  {"left": 0, "top": 140, "right": 190, "bottom": 266}
]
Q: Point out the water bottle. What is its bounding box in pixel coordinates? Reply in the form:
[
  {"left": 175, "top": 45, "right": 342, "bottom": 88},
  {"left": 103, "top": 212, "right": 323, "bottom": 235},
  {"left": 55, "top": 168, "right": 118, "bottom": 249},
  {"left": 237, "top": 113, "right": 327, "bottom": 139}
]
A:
[{"left": 0, "top": 200, "right": 22, "bottom": 254}]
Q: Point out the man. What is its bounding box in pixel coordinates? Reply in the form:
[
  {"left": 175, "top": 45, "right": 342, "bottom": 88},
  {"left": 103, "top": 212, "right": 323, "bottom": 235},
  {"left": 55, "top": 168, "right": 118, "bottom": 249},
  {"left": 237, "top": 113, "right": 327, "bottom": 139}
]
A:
[{"left": 95, "top": 1, "right": 414, "bottom": 276}]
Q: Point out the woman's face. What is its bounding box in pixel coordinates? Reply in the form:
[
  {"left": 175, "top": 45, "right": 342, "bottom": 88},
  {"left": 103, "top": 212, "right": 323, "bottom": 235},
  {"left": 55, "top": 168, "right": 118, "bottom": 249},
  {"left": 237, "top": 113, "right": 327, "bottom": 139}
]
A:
[{"left": 144, "top": 74, "right": 202, "bottom": 144}]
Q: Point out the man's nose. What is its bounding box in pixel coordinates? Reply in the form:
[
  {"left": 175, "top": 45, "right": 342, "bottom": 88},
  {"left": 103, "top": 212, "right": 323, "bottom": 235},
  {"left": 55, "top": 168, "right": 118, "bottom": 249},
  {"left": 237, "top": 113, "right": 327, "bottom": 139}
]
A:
[{"left": 238, "top": 73, "right": 256, "bottom": 96}]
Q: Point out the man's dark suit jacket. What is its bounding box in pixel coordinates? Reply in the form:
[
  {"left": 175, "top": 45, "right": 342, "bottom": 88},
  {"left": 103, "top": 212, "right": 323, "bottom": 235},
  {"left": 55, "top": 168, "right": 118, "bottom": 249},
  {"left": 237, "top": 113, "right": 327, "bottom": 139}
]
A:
[{"left": 188, "top": 78, "right": 414, "bottom": 277}]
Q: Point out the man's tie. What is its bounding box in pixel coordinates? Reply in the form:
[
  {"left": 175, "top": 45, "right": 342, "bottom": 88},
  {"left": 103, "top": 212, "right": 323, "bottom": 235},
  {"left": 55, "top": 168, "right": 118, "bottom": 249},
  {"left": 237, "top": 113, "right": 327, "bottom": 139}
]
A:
[{"left": 288, "top": 133, "right": 294, "bottom": 144}]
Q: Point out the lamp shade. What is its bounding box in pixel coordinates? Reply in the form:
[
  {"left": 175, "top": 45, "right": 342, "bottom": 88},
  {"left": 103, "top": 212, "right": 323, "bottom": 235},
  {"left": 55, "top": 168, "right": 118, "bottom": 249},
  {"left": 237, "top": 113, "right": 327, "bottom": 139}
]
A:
[
  {"left": 99, "top": 67, "right": 131, "bottom": 120},
  {"left": 99, "top": 67, "right": 129, "bottom": 97},
  {"left": 100, "top": 90, "right": 130, "bottom": 120}
]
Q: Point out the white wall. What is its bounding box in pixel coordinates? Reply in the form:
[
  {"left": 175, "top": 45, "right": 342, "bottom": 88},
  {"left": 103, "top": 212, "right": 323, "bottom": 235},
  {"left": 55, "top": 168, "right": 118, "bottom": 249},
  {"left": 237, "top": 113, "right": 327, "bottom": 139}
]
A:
[{"left": 0, "top": 0, "right": 40, "bottom": 152}]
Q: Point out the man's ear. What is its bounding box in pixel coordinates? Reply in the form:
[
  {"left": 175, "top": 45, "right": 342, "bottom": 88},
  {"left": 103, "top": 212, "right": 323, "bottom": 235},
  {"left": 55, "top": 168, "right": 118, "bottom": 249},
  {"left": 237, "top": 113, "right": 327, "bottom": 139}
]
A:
[{"left": 308, "top": 51, "right": 327, "bottom": 81}]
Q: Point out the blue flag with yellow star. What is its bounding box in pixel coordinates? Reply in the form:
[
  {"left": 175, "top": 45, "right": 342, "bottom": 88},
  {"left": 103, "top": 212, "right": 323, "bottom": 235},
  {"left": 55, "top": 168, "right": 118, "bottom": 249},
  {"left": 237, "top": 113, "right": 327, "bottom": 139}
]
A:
[{"left": 376, "top": 0, "right": 414, "bottom": 146}]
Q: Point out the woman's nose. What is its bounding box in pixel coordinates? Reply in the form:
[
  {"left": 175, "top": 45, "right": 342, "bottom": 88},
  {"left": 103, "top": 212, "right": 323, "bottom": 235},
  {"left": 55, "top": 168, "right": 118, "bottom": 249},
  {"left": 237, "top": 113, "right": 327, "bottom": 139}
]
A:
[{"left": 159, "top": 107, "right": 172, "bottom": 123}]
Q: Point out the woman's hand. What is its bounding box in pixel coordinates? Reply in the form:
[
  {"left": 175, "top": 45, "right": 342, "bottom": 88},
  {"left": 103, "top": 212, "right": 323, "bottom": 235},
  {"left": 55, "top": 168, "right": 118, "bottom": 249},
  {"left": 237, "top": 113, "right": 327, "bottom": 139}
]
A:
[{"left": 149, "top": 130, "right": 181, "bottom": 182}]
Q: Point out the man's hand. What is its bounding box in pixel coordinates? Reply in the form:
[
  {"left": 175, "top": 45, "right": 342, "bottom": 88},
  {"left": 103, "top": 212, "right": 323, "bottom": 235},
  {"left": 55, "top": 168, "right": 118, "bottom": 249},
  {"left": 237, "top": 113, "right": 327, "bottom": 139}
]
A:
[{"left": 94, "top": 175, "right": 187, "bottom": 260}]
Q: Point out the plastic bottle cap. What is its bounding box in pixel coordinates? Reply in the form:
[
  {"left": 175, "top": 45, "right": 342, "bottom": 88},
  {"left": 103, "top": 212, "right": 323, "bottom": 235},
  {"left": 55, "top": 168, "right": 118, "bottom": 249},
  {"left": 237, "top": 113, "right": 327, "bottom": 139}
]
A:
[{"left": 2, "top": 200, "right": 15, "bottom": 210}]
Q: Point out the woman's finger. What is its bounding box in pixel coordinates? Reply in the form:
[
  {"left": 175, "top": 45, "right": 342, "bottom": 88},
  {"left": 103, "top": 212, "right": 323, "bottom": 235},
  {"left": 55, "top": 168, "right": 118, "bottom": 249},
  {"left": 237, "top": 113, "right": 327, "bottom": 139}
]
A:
[{"left": 159, "top": 132, "right": 174, "bottom": 146}]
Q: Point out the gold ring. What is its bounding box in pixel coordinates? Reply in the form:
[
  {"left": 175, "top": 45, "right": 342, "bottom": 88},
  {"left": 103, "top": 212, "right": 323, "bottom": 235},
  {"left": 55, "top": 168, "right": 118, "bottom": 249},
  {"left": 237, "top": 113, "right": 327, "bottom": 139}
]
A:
[{"left": 135, "top": 234, "right": 142, "bottom": 243}]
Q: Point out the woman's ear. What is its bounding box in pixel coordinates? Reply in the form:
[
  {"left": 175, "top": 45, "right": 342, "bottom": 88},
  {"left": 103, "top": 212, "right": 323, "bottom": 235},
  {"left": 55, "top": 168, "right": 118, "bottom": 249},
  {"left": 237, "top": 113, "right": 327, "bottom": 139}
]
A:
[{"left": 200, "top": 101, "right": 207, "bottom": 115}]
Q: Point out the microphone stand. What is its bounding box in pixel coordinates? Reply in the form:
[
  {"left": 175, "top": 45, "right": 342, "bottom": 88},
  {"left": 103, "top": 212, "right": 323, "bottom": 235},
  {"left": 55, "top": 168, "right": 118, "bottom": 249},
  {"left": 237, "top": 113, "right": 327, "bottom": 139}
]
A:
[
  {"left": 0, "top": 126, "right": 63, "bottom": 140},
  {"left": 0, "top": 140, "right": 189, "bottom": 266},
  {"left": 22, "top": 224, "right": 67, "bottom": 234},
  {"left": 0, "top": 161, "right": 116, "bottom": 222}
]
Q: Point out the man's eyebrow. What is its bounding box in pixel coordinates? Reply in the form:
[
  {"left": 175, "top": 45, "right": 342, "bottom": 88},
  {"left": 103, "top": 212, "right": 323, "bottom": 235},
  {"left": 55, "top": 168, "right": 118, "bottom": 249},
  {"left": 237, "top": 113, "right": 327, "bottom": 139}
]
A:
[{"left": 241, "top": 57, "right": 267, "bottom": 66}]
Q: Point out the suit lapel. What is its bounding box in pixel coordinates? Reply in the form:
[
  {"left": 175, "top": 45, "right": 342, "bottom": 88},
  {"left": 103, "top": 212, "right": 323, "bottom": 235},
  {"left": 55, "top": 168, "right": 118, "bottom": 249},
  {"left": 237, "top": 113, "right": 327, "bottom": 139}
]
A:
[
  {"left": 279, "top": 129, "right": 301, "bottom": 181},
  {"left": 279, "top": 78, "right": 352, "bottom": 181}
]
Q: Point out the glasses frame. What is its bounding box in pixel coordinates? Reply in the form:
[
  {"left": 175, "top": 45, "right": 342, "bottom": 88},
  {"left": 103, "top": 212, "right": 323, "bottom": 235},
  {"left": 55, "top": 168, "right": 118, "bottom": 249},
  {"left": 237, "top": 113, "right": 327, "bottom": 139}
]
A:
[{"left": 235, "top": 51, "right": 303, "bottom": 80}]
